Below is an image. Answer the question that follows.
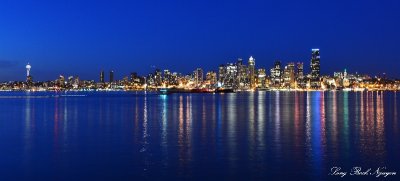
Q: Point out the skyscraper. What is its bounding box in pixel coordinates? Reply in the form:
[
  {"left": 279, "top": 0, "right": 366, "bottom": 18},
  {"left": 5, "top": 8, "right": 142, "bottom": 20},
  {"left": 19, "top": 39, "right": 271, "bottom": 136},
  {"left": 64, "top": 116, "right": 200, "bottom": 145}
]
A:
[
  {"left": 155, "top": 69, "right": 162, "bottom": 86},
  {"left": 224, "top": 63, "right": 237, "bottom": 89},
  {"left": 257, "top": 68, "right": 266, "bottom": 89},
  {"left": 193, "top": 68, "right": 203, "bottom": 87},
  {"left": 296, "top": 62, "right": 304, "bottom": 79},
  {"left": 236, "top": 58, "right": 243, "bottom": 88},
  {"left": 163, "top": 70, "right": 171, "bottom": 86},
  {"left": 296, "top": 62, "right": 305, "bottom": 88},
  {"left": 100, "top": 70, "right": 105, "bottom": 83},
  {"left": 270, "top": 61, "right": 282, "bottom": 86},
  {"left": 248, "top": 56, "right": 255, "bottom": 89},
  {"left": 310, "top": 49, "right": 320, "bottom": 88},
  {"left": 110, "top": 70, "right": 114, "bottom": 83},
  {"left": 283, "top": 62, "right": 295, "bottom": 88},
  {"left": 218, "top": 64, "right": 226, "bottom": 86},
  {"left": 206, "top": 71, "right": 217, "bottom": 87}
]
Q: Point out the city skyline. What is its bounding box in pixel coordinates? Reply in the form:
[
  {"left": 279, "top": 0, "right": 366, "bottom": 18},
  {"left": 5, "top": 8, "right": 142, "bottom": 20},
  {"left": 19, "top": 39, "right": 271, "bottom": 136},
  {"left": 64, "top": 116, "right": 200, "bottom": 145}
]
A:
[
  {"left": 2, "top": 1, "right": 400, "bottom": 180},
  {"left": 1, "top": 1, "right": 400, "bottom": 81},
  {"left": 2, "top": 48, "right": 399, "bottom": 92},
  {"left": 1, "top": 48, "right": 397, "bottom": 82}
]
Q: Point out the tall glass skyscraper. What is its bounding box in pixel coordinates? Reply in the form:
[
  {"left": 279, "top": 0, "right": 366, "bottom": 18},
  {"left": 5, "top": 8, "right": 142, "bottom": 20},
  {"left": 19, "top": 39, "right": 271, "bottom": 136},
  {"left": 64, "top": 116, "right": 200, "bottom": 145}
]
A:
[
  {"left": 310, "top": 49, "right": 320, "bottom": 88},
  {"left": 248, "top": 56, "right": 255, "bottom": 89}
]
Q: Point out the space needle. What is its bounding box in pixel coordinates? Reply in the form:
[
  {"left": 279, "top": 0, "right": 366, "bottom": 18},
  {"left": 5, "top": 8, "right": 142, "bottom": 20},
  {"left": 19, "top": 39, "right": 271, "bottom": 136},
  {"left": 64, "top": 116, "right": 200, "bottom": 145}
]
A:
[{"left": 26, "top": 63, "right": 31, "bottom": 77}]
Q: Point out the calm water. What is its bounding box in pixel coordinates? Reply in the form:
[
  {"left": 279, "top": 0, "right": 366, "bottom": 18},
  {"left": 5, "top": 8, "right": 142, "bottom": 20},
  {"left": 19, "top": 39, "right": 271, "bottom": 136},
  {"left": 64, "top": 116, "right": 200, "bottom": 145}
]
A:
[{"left": 0, "top": 91, "right": 399, "bottom": 180}]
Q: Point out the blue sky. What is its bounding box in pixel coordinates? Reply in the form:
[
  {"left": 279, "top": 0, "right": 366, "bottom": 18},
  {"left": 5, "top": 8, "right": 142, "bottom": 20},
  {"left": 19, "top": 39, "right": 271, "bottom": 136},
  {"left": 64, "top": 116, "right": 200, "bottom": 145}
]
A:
[{"left": 0, "top": 0, "right": 399, "bottom": 81}]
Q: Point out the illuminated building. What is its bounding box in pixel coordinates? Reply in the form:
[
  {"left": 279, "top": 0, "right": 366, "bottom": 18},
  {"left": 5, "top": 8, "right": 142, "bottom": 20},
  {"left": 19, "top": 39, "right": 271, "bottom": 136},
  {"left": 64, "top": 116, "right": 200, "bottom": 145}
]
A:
[
  {"left": 283, "top": 62, "right": 295, "bottom": 88},
  {"left": 155, "top": 69, "right": 162, "bottom": 86},
  {"left": 146, "top": 73, "right": 155, "bottom": 87},
  {"left": 206, "top": 71, "right": 217, "bottom": 88},
  {"left": 270, "top": 61, "right": 282, "bottom": 87},
  {"left": 73, "top": 76, "right": 80, "bottom": 89},
  {"left": 257, "top": 68, "right": 267, "bottom": 89},
  {"left": 218, "top": 64, "right": 226, "bottom": 86},
  {"left": 248, "top": 56, "right": 256, "bottom": 89},
  {"left": 123, "top": 76, "right": 129, "bottom": 85},
  {"left": 236, "top": 58, "right": 249, "bottom": 89},
  {"left": 219, "top": 63, "right": 237, "bottom": 89},
  {"left": 296, "top": 62, "right": 306, "bottom": 89},
  {"left": 58, "top": 75, "right": 65, "bottom": 87},
  {"left": 193, "top": 68, "right": 203, "bottom": 87},
  {"left": 310, "top": 49, "right": 320, "bottom": 88},
  {"left": 170, "top": 72, "right": 179, "bottom": 86},
  {"left": 26, "top": 63, "right": 31, "bottom": 77},
  {"left": 68, "top": 76, "right": 74, "bottom": 84},
  {"left": 297, "top": 62, "right": 304, "bottom": 79},
  {"left": 163, "top": 70, "right": 171, "bottom": 86}
]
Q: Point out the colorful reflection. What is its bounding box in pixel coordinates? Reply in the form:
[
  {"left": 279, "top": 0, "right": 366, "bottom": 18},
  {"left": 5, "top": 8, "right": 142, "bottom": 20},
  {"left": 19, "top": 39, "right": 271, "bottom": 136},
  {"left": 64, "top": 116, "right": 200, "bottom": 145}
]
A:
[{"left": 3, "top": 91, "right": 400, "bottom": 180}]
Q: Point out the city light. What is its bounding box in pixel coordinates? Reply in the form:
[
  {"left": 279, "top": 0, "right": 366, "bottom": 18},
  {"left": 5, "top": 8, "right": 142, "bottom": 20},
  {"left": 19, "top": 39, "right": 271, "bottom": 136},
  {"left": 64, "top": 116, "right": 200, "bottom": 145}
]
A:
[{"left": 1, "top": 50, "right": 399, "bottom": 92}]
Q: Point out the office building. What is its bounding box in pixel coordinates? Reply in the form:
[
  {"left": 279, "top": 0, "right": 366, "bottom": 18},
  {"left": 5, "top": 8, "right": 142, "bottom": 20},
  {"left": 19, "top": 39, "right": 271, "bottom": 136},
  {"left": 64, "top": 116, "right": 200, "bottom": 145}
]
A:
[
  {"left": 310, "top": 49, "right": 320, "bottom": 88},
  {"left": 206, "top": 71, "right": 217, "bottom": 88},
  {"left": 110, "top": 70, "right": 114, "bottom": 83},
  {"left": 248, "top": 56, "right": 256, "bottom": 89},
  {"left": 193, "top": 68, "right": 203, "bottom": 87},
  {"left": 257, "top": 68, "right": 267, "bottom": 89}
]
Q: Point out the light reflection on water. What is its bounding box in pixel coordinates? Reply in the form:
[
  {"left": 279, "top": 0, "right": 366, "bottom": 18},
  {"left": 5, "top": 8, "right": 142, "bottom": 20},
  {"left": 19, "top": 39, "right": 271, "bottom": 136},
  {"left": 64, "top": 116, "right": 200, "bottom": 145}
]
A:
[{"left": 0, "top": 91, "right": 399, "bottom": 180}]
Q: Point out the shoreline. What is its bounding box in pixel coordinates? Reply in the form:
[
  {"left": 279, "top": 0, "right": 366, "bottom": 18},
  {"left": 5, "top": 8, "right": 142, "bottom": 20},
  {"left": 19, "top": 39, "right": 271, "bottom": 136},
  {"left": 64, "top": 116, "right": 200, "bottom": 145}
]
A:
[{"left": 0, "top": 89, "right": 397, "bottom": 93}]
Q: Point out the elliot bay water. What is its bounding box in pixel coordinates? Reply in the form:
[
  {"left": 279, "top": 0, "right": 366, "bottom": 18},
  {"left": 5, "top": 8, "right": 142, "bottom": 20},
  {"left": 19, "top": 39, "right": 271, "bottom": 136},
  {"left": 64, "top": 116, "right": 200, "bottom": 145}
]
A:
[{"left": 0, "top": 91, "right": 399, "bottom": 180}]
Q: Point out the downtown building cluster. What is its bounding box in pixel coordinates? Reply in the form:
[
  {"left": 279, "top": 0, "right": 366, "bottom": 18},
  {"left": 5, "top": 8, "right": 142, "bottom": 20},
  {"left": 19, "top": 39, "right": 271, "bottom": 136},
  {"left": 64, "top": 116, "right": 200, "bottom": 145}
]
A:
[{"left": 1, "top": 49, "right": 400, "bottom": 91}]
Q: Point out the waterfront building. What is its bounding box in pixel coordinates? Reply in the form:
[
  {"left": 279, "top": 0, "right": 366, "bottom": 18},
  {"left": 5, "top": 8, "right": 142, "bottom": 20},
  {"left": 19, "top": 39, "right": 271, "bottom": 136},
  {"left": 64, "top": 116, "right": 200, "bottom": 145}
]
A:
[
  {"left": 297, "top": 62, "right": 304, "bottom": 79},
  {"left": 283, "top": 62, "right": 296, "bottom": 88},
  {"left": 146, "top": 73, "right": 155, "bottom": 87},
  {"left": 236, "top": 58, "right": 249, "bottom": 89},
  {"left": 218, "top": 63, "right": 237, "bottom": 89},
  {"left": 154, "top": 69, "right": 162, "bottom": 87},
  {"left": 257, "top": 68, "right": 267, "bottom": 89},
  {"left": 218, "top": 64, "right": 226, "bottom": 87},
  {"left": 162, "top": 70, "right": 172, "bottom": 86},
  {"left": 296, "top": 62, "right": 306, "bottom": 88},
  {"left": 270, "top": 61, "right": 282, "bottom": 87},
  {"left": 206, "top": 71, "right": 217, "bottom": 88},
  {"left": 193, "top": 68, "right": 203, "bottom": 88},
  {"left": 248, "top": 56, "right": 256, "bottom": 89},
  {"left": 73, "top": 76, "right": 80, "bottom": 89},
  {"left": 170, "top": 72, "right": 179, "bottom": 86},
  {"left": 310, "top": 49, "right": 320, "bottom": 88}
]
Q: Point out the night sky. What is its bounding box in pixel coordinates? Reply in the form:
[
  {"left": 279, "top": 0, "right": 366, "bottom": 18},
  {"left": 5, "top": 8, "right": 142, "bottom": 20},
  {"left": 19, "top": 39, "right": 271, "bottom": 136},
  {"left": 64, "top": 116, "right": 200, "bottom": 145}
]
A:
[{"left": 0, "top": 0, "right": 399, "bottom": 81}]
